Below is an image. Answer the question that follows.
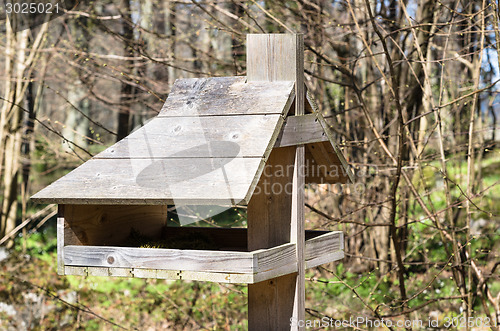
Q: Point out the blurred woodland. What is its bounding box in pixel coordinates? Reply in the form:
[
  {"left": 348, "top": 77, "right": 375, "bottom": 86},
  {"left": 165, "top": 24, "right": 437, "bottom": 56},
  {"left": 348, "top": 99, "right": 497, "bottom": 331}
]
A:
[{"left": 0, "top": 0, "right": 499, "bottom": 329}]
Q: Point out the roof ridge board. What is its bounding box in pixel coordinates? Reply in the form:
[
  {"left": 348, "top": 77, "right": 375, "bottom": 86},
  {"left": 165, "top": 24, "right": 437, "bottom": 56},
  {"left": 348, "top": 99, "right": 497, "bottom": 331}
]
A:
[
  {"left": 164, "top": 76, "right": 295, "bottom": 98},
  {"left": 160, "top": 77, "right": 294, "bottom": 117}
]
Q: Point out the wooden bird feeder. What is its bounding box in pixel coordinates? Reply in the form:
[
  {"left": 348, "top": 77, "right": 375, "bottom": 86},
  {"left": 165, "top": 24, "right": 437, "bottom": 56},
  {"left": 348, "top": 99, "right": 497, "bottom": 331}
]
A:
[{"left": 32, "top": 34, "right": 354, "bottom": 329}]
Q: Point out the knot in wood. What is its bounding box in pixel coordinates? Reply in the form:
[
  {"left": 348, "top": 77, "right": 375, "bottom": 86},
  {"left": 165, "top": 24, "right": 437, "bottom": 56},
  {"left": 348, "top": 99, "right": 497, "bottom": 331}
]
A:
[{"left": 107, "top": 256, "right": 115, "bottom": 264}]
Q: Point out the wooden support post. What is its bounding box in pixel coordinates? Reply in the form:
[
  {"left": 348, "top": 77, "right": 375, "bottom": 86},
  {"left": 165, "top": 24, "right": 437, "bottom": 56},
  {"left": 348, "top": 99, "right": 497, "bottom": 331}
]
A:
[
  {"left": 247, "top": 34, "right": 305, "bottom": 331},
  {"left": 57, "top": 205, "right": 65, "bottom": 275}
]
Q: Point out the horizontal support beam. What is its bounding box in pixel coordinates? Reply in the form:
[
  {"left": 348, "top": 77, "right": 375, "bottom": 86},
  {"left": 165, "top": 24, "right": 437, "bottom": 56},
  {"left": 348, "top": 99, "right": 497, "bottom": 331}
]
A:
[{"left": 274, "top": 114, "right": 328, "bottom": 147}]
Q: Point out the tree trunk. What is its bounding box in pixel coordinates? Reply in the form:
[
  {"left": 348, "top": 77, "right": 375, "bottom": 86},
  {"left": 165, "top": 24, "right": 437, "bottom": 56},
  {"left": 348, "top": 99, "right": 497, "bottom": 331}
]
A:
[
  {"left": 1, "top": 14, "right": 49, "bottom": 244},
  {"left": 0, "top": 24, "right": 29, "bottom": 245},
  {"left": 117, "top": 0, "right": 135, "bottom": 141}
]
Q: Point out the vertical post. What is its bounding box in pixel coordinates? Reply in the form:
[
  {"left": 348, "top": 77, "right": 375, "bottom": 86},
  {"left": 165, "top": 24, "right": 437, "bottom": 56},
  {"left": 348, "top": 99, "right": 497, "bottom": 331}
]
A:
[
  {"left": 247, "top": 34, "right": 305, "bottom": 331},
  {"left": 57, "top": 205, "right": 65, "bottom": 275},
  {"left": 292, "top": 36, "right": 305, "bottom": 329}
]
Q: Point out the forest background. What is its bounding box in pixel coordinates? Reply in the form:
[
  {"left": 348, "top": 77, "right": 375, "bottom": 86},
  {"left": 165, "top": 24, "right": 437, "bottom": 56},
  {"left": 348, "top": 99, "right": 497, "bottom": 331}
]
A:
[{"left": 0, "top": 0, "right": 499, "bottom": 329}]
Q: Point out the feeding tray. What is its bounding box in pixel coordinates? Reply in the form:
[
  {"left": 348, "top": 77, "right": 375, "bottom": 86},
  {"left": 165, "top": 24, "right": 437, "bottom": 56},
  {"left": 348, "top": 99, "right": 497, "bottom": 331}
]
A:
[
  {"left": 33, "top": 73, "right": 351, "bottom": 282},
  {"left": 58, "top": 204, "right": 343, "bottom": 283}
]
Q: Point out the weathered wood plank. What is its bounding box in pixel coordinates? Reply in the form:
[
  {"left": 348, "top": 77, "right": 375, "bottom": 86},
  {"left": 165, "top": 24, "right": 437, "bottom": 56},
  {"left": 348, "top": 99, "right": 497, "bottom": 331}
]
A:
[
  {"left": 63, "top": 266, "right": 261, "bottom": 284},
  {"left": 307, "top": 141, "right": 336, "bottom": 179},
  {"left": 64, "top": 245, "right": 257, "bottom": 273},
  {"left": 109, "top": 267, "right": 132, "bottom": 277},
  {"left": 274, "top": 114, "right": 328, "bottom": 147},
  {"left": 60, "top": 228, "right": 330, "bottom": 256},
  {"left": 299, "top": 89, "right": 354, "bottom": 184},
  {"left": 155, "top": 269, "right": 181, "bottom": 279},
  {"left": 252, "top": 262, "right": 297, "bottom": 284},
  {"left": 64, "top": 266, "right": 87, "bottom": 276},
  {"left": 64, "top": 241, "right": 298, "bottom": 275},
  {"left": 305, "top": 142, "right": 351, "bottom": 184},
  {"left": 32, "top": 157, "right": 261, "bottom": 205},
  {"left": 247, "top": 35, "right": 299, "bottom": 82},
  {"left": 179, "top": 270, "right": 253, "bottom": 283},
  {"left": 304, "top": 231, "right": 342, "bottom": 256},
  {"left": 61, "top": 225, "right": 334, "bottom": 254},
  {"left": 95, "top": 115, "right": 282, "bottom": 159},
  {"left": 272, "top": 93, "right": 354, "bottom": 184},
  {"left": 275, "top": 108, "right": 353, "bottom": 185},
  {"left": 254, "top": 243, "right": 296, "bottom": 273},
  {"left": 292, "top": 32, "right": 306, "bottom": 331},
  {"left": 306, "top": 251, "right": 344, "bottom": 270},
  {"left": 32, "top": 76, "right": 295, "bottom": 205},
  {"left": 57, "top": 205, "right": 65, "bottom": 275},
  {"left": 159, "top": 76, "right": 294, "bottom": 117},
  {"left": 86, "top": 267, "right": 110, "bottom": 277},
  {"left": 62, "top": 225, "right": 331, "bottom": 254},
  {"left": 304, "top": 231, "right": 343, "bottom": 269},
  {"left": 248, "top": 273, "right": 297, "bottom": 330},
  {"left": 132, "top": 269, "right": 158, "bottom": 278},
  {"left": 64, "top": 266, "right": 143, "bottom": 279}
]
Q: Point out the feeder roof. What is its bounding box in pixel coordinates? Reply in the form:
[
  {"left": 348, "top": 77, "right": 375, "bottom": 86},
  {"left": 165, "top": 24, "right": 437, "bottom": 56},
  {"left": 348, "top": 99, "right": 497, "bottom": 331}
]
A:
[{"left": 32, "top": 76, "right": 353, "bottom": 206}]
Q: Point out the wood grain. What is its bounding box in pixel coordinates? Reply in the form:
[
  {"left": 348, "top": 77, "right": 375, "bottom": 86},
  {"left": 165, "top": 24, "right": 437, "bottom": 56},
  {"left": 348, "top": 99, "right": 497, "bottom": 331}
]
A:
[
  {"left": 64, "top": 245, "right": 256, "bottom": 273},
  {"left": 95, "top": 115, "right": 282, "bottom": 159},
  {"left": 305, "top": 141, "right": 351, "bottom": 184},
  {"left": 304, "top": 231, "right": 343, "bottom": 268},
  {"left": 291, "top": 32, "right": 306, "bottom": 331},
  {"left": 159, "top": 76, "right": 294, "bottom": 117},
  {"left": 57, "top": 205, "right": 65, "bottom": 275},
  {"left": 64, "top": 242, "right": 296, "bottom": 274},
  {"left": 274, "top": 114, "right": 328, "bottom": 147},
  {"left": 32, "top": 157, "right": 261, "bottom": 205},
  {"left": 247, "top": 35, "right": 299, "bottom": 82},
  {"left": 63, "top": 266, "right": 257, "bottom": 284}
]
